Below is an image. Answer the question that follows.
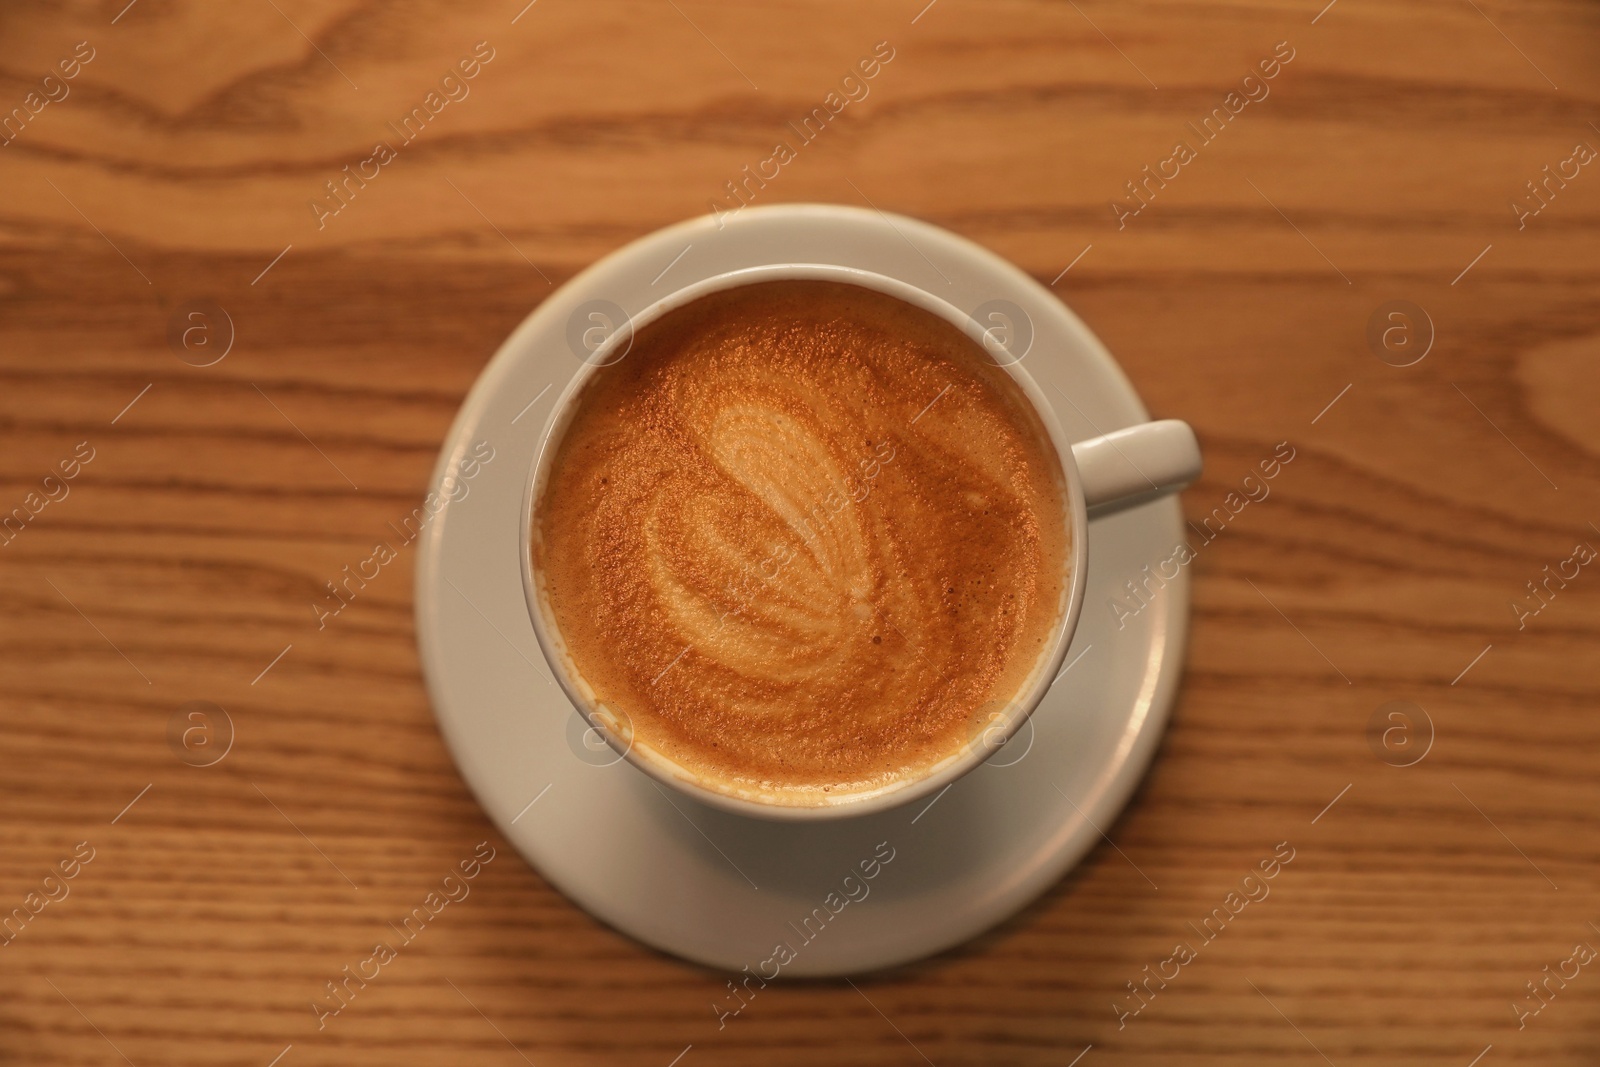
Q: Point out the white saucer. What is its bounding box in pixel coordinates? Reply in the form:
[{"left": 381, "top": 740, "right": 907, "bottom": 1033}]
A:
[{"left": 415, "top": 204, "right": 1188, "bottom": 976}]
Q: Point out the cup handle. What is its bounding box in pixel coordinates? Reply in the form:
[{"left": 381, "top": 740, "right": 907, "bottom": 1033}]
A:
[{"left": 1071, "top": 419, "right": 1202, "bottom": 517}]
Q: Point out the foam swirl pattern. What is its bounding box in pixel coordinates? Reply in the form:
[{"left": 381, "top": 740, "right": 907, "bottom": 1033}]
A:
[{"left": 535, "top": 281, "right": 1070, "bottom": 805}]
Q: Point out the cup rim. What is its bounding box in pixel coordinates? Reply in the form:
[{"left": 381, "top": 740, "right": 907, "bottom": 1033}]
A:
[{"left": 520, "top": 263, "right": 1091, "bottom": 821}]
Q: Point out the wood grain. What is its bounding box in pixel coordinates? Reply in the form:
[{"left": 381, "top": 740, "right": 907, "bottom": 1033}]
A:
[{"left": 3, "top": 0, "right": 1599, "bottom": 1063}]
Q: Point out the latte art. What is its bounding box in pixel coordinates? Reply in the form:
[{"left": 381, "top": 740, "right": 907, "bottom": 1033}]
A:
[{"left": 534, "top": 281, "right": 1070, "bottom": 804}]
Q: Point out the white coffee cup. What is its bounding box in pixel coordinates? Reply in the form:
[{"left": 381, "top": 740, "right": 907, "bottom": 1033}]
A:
[{"left": 522, "top": 263, "right": 1200, "bottom": 820}]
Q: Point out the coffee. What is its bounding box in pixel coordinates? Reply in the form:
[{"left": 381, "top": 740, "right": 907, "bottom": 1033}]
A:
[{"left": 533, "top": 280, "right": 1070, "bottom": 805}]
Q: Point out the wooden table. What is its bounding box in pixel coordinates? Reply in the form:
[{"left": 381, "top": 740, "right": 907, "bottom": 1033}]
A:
[{"left": 3, "top": 1, "right": 1598, "bottom": 1063}]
